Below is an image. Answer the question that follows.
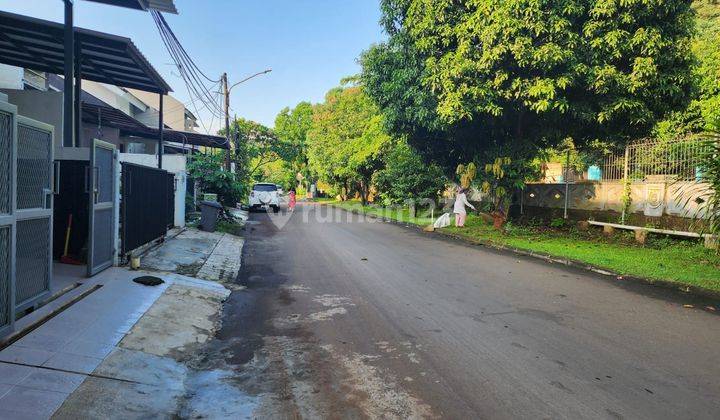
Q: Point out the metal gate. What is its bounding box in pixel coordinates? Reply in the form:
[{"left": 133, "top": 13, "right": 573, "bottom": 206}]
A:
[
  {"left": 15, "top": 116, "right": 53, "bottom": 312},
  {"left": 0, "top": 100, "right": 17, "bottom": 337},
  {"left": 120, "top": 162, "right": 169, "bottom": 255},
  {"left": 88, "top": 139, "right": 116, "bottom": 276}
]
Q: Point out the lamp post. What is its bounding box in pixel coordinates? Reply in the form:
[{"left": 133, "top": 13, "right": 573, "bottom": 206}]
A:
[{"left": 223, "top": 69, "right": 272, "bottom": 170}]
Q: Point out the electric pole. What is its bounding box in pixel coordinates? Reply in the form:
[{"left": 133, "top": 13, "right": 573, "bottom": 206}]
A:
[
  {"left": 223, "top": 72, "right": 231, "bottom": 171},
  {"left": 221, "top": 69, "right": 272, "bottom": 172}
]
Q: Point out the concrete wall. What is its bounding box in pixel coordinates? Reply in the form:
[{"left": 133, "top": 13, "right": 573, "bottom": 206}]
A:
[
  {"left": 0, "top": 65, "right": 23, "bottom": 90},
  {"left": 118, "top": 153, "right": 186, "bottom": 174},
  {"left": 125, "top": 89, "right": 194, "bottom": 132},
  {"left": 1, "top": 89, "right": 64, "bottom": 155},
  {"left": 522, "top": 181, "right": 708, "bottom": 219},
  {"left": 173, "top": 171, "right": 187, "bottom": 227}
]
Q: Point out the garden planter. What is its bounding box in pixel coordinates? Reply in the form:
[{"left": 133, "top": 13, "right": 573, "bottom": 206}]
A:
[{"left": 491, "top": 211, "right": 506, "bottom": 230}]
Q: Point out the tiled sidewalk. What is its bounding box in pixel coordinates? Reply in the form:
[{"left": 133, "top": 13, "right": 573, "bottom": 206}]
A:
[
  {"left": 196, "top": 233, "right": 244, "bottom": 282},
  {"left": 0, "top": 268, "right": 168, "bottom": 419}
]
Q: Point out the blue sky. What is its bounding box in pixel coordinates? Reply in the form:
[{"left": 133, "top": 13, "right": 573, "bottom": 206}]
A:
[{"left": 2, "top": 0, "right": 385, "bottom": 130}]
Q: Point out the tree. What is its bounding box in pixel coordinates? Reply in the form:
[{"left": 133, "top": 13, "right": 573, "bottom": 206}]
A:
[
  {"left": 373, "top": 140, "right": 447, "bottom": 205},
  {"left": 655, "top": 1, "right": 720, "bottom": 140},
  {"left": 187, "top": 151, "right": 243, "bottom": 209},
  {"left": 306, "top": 84, "right": 392, "bottom": 204},
  {"left": 363, "top": 0, "right": 696, "bottom": 168},
  {"left": 274, "top": 102, "right": 314, "bottom": 190},
  {"left": 226, "top": 118, "right": 292, "bottom": 197}
]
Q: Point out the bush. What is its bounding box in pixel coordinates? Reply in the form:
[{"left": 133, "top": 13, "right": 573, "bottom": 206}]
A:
[
  {"left": 373, "top": 141, "right": 447, "bottom": 205},
  {"left": 187, "top": 152, "right": 243, "bottom": 208},
  {"left": 550, "top": 218, "right": 566, "bottom": 228}
]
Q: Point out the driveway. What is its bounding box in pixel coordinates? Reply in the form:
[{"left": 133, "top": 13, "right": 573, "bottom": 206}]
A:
[{"left": 221, "top": 203, "right": 720, "bottom": 419}]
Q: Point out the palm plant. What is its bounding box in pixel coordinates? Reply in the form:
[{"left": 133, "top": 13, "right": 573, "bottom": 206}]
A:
[{"left": 694, "top": 127, "right": 720, "bottom": 247}]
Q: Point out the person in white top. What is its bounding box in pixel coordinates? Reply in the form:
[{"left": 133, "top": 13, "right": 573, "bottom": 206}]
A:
[{"left": 453, "top": 187, "right": 475, "bottom": 227}]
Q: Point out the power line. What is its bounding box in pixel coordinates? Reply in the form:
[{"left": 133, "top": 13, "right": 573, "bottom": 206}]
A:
[{"left": 150, "top": 10, "right": 223, "bottom": 118}]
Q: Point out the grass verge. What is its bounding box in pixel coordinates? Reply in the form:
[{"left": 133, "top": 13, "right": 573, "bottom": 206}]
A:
[{"left": 326, "top": 200, "right": 720, "bottom": 293}]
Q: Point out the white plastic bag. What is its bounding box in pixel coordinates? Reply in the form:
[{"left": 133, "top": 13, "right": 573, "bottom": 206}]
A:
[{"left": 433, "top": 212, "right": 451, "bottom": 228}]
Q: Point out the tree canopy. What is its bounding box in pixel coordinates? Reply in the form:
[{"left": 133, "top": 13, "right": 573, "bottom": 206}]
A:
[
  {"left": 362, "top": 0, "right": 696, "bottom": 167},
  {"left": 306, "top": 84, "right": 392, "bottom": 203},
  {"left": 274, "top": 102, "right": 315, "bottom": 189}
]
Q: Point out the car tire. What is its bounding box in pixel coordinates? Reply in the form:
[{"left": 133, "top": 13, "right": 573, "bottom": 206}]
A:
[{"left": 272, "top": 205, "right": 280, "bottom": 213}]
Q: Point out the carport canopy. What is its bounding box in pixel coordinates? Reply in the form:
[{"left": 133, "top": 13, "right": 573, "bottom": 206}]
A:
[
  {"left": 83, "top": 0, "right": 178, "bottom": 14},
  {"left": 0, "top": 10, "right": 171, "bottom": 94}
]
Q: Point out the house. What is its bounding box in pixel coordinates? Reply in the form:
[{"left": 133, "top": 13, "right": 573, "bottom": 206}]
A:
[{"left": 0, "top": 5, "right": 226, "bottom": 340}]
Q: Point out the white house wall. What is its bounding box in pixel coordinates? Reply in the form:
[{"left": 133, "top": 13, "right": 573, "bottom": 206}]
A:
[{"left": 0, "top": 64, "right": 22, "bottom": 90}]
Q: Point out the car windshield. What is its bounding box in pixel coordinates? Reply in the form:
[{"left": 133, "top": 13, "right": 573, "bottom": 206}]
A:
[{"left": 253, "top": 184, "right": 277, "bottom": 192}]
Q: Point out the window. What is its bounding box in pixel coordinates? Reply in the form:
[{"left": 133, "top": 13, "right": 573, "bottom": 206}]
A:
[{"left": 253, "top": 184, "right": 277, "bottom": 192}]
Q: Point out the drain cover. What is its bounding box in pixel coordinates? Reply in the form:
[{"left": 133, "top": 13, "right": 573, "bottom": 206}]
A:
[{"left": 132, "top": 276, "right": 165, "bottom": 286}]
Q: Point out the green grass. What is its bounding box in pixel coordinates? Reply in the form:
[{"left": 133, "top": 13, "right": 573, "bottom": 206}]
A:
[
  {"left": 330, "top": 200, "right": 435, "bottom": 226},
  {"left": 328, "top": 201, "right": 720, "bottom": 291}
]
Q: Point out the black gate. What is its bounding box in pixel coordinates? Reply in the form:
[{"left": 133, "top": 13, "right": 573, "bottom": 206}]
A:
[{"left": 120, "top": 162, "right": 170, "bottom": 255}]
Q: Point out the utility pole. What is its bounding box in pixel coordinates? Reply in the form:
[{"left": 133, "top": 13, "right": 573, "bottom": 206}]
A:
[
  {"left": 221, "top": 69, "right": 272, "bottom": 172},
  {"left": 222, "top": 72, "right": 231, "bottom": 171}
]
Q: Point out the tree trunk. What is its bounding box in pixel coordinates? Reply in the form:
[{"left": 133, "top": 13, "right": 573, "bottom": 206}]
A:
[{"left": 359, "top": 180, "right": 369, "bottom": 206}]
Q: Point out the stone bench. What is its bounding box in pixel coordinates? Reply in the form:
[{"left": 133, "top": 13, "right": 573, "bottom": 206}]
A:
[{"left": 585, "top": 221, "right": 718, "bottom": 249}]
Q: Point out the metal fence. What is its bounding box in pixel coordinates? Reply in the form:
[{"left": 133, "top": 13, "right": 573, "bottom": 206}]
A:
[
  {"left": 120, "top": 162, "right": 170, "bottom": 255},
  {"left": 602, "top": 137, "right": 709, "bottom": 182}
]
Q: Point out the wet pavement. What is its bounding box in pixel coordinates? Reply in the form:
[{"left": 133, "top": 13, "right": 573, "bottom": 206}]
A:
[{"left": 217, "top": 203, "right": 720, "bottom": 419}]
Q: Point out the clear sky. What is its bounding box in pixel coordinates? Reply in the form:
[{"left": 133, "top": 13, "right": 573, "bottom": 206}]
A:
[{"left": 1, "top": 0, "right": 385, "bottom": 131}]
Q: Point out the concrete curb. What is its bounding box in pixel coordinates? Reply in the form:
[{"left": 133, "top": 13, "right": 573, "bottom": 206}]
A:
[{"left": 323, "top": 203, "right": 720, "bottom": 303}]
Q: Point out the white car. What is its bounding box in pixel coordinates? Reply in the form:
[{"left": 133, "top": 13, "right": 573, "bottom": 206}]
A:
[{"left": 249, "top": 183, "right": 280, "bottom": 212}]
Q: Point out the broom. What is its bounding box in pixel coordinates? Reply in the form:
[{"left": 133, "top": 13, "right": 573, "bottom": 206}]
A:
[{"left": 60, "top": 214, "right": 83, "bottom": 265}]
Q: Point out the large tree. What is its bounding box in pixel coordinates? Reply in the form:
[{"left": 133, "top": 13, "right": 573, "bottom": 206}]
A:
[
  {"left": 655, "top": 1, "right": 720, "bottom": 139},
  {"left": 274, "top": 102, "right": 314, "bottom": 190},
  {"left": 362, "top": 0, "right": 696, "bottom": 167},
  {"left": 306, "top": 84, "right": 392, "bottom": 204}
]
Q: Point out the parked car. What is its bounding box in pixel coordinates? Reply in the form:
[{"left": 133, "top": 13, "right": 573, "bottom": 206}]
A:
[{"left": 249, "top": 183, "right": 280, "bottom": 212}]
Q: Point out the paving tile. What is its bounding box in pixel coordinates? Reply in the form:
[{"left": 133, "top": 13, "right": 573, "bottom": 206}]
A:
[
  {"left": 0, "top": 347, "right": 54, "bottom": 366},
  {"left": 14, "top": 332, "right": 74, "bottom": 350},
  {"left": 42, "top": 352, "right": 103, "bottom": 375},
  {"left": 0, "top": 384, "right": 12, "bottom": 399},
  {"left": 19, "top": 369, "right": 86, "bottom": 394},
  {"left": 0, "top": 407, "right": 44, "bottom": 420},
  {"left": 74, "top": 330, "right": 125, "bottom": 347},
  {"left": 0, "top": 363, "right": 37, "bottom": 386},
  {"left": 0, "top": 385, "right": 68, "bottom": 418},
  {"left": 61, "top": 339, "right": 114, "bottom": 359}
]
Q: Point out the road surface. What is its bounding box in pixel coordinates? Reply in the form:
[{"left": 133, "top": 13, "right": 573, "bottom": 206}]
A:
[{"left": 218, "top": 203, "right": 720, "bottom": 419}]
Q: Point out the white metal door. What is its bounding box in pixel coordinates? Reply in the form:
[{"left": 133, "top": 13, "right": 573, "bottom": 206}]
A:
[
  {"left": 88, "top": 139, "right": 116, "bottom": 276},
  {"left": 14, "top": 116, "right": 53, "bottom": 312}
]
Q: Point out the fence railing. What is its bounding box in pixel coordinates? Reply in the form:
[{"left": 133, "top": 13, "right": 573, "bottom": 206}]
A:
[{"left": 602, "top": 137, "right": 709, "bottom": 182}]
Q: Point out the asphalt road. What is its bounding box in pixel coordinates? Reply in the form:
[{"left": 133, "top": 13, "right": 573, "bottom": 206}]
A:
[{"left": 223, "top": 203, "right": 720, "bottom": 419}]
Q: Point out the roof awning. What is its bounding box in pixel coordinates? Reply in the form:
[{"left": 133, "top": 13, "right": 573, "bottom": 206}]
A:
[
  {"left": 82, "top": 102, "right": 229, "bottom": 149},
  {"left": 83, "top": 0, "right": 178, "bottom": 14},
  {"left": 0, "top": 10, "right": 172, "bottom": 93}
]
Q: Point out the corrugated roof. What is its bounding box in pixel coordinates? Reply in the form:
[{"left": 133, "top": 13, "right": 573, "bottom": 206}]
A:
[
  {"left": 83, "top": 0, "right": 178, "bottom": 14},
  {"left": 82, "top": 102, "right": 229, "bottom": 149},
  {"left": 0, "top": 10, "right": 172, "bottom": 93}
]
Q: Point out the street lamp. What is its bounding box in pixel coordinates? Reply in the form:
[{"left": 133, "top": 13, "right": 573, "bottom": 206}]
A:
[{"left": 223, "top": 69, "right": 272, "bottom": 170}]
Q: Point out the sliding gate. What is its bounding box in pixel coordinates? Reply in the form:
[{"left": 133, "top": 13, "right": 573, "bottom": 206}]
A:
[
  {"left": 0, "top": 99, "right": 54, "bottom": 338},
  {"left": 121, "top": 162, "right": 169, "bottom": 255}
]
